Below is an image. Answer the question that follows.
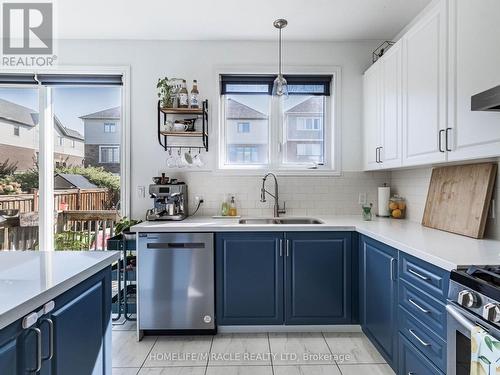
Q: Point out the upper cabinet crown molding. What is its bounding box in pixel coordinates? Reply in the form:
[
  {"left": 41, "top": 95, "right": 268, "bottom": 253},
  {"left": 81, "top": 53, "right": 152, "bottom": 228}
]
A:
[{"left": 363, "top": 0, "right": 500, "bottom": 172}]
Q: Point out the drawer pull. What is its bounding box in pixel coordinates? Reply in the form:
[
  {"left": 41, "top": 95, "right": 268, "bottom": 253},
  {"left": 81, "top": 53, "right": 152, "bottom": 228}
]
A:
[
  {"left": 408, "top": 329, "right": 431, "bottom": 347},
  {"left": 408, "top": 298, "right": 430, "bottom": 314},
  {"left": 408, "top": 268, "right": 430, "bottom": 281}
]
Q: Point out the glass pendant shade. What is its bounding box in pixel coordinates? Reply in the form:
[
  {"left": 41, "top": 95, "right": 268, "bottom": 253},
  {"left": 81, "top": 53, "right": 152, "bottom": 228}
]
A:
[{"left": 272, "top": 75, "right": 288, "bottom": 97}]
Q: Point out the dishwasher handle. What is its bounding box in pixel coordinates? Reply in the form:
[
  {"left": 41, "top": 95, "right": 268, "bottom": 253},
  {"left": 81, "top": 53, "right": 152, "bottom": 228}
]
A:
[{"left": 146, "top": 242, "right": 206, "bottom": 249}]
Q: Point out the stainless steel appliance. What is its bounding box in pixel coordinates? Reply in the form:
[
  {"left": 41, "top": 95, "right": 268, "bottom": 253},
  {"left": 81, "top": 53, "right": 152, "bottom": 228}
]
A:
[
  {"left": 471, "top": 85, "right": 500, "bottom": 111},
  {"left": 146, "top": 182, "right": 188, "bottom": 221},
  {"left": 137, "top": 233, "right": 215, "bottom": 334},
  {"left": 447, "top": 266, "right": 500, "bottom": 374}
]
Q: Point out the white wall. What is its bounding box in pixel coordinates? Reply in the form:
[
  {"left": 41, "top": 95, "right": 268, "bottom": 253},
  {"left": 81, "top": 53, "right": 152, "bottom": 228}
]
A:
[{"left": 57, "top": 39, "right": 381, "bottom": 217}]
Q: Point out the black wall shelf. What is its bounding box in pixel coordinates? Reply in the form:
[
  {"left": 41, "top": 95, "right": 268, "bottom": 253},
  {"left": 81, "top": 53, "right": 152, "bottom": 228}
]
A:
[{"left": 157, "top": 99, "right": 209, "bottom": 152}]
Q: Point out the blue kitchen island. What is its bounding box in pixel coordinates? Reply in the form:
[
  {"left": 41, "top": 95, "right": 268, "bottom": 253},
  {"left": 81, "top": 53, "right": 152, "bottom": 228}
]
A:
[{"left": 0, "top": 250, "right": 120, "bottom": 375}]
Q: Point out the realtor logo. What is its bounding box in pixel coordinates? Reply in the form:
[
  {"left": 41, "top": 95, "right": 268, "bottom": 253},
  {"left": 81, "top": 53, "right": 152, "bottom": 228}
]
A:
[{"left": 2, "top": 2, "right": 53, "bottom": 54}]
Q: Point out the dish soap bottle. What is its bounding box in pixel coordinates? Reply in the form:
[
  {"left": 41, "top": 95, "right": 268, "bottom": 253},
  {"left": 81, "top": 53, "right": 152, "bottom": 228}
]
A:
[
  {"left": 221, "top": 194, "right": 230, "bottom": 216},
  {"left": 228, "top": 196, "right": 237, "bottom": 217}
]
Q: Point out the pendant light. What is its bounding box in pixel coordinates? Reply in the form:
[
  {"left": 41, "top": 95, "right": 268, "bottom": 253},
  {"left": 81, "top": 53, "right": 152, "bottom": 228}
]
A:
[{"left": 272, "top": 18, "right": 288, "bottom": 97}]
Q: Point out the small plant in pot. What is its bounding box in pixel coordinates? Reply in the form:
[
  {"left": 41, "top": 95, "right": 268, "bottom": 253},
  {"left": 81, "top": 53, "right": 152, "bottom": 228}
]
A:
[
  {"left": 115, "top": 217, "right": 142, "bottom": 240},
  {"left": 157, "top": 77, "right": 175, "bottom": 108}
]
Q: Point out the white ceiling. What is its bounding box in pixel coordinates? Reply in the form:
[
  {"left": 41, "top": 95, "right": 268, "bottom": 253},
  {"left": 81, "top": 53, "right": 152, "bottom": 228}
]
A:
[{"left": 56, "top": 0, "right": 432, "bottom": 41}]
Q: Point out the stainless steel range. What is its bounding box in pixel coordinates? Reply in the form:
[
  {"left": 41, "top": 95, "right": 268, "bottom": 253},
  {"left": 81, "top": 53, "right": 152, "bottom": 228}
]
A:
[{"left": 447, "top": 266, "right": 500, "bottom": 374}]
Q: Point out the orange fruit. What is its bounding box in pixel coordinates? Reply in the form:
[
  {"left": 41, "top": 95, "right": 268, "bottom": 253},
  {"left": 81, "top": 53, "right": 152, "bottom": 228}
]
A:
[
  {"left": 392, "top": 209, "right": 402, "bottom": 218},
  {"left": 389, "top": 202, "right": 399, "bottom": 211},
  {"left": 398, "top": 202, "right": 406, "bottom": 210}
]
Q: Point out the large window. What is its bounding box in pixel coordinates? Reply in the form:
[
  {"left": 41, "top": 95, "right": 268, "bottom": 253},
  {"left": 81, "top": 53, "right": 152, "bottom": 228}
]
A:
[
  {"left": 220, "top": 74, "right": 333, "bottom": 170},
  {"left": 0, "top": 72, "right": 124, "bottom": 251}
]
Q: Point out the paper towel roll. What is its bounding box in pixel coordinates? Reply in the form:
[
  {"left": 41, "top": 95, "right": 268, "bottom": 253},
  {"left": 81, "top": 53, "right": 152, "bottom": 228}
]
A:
[{"left": 378, "top": 186, "right": 391, "bottom": 217}]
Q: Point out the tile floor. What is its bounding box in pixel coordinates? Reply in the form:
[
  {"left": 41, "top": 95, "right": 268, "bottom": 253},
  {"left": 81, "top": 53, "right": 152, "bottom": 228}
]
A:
[{"left": 112, "top": 321, "right": 395, "bottom": 375}]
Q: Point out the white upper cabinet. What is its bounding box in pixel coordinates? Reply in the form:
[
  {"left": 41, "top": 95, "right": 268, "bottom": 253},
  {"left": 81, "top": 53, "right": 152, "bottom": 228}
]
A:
[
  {"left": 447, "top": 0, "right": 500, "bottom": 161},
  {"left": 402, "top": 0, "right": 448, "bottom": 167},
  {"left": 380, "top": 41, "right": 403, "bottom": 169},
  {"left": 363, "top": 63, "right": 382, "bottom": 171},
  {"left": 363, "top": 41, "right": 403, "bottom": 171}
]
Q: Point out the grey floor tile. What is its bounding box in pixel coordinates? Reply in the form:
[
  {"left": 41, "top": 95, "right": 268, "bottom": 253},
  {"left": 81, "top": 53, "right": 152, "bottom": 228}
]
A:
[
  {"left": 269, "top": 333, "right": 334, "bottom": 365},
  {"left": 143, "top": 336, "right": 213, "bottom": 367},
  {"left": 273, "top": 365, "right": 342, "bottom": 375},
  {"left": 112, "top": 368, "right": 140, "bottom": 375},
  {"left": 205, "top": 366, "right": 273, "bottom": 375},
  {"left": 338, "top": 364, "right": 395, "bottom": 375},
  {"left": 112, "top": 331, "right": 157, "bottom": 368},
  {"left": 209, "top": 333, "right": 271, "bottom": 366},
  {"left": 138, "top": 368, "right": 206, "bottom": 375},
  {"left": 323, "top": 332, "right": 386, "bottom": 365}
]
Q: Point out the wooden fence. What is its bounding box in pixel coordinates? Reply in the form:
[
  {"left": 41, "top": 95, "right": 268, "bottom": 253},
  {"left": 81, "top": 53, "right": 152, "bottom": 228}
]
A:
[{"left": 0, "top": 188, "right": 110, "bottom": 213}]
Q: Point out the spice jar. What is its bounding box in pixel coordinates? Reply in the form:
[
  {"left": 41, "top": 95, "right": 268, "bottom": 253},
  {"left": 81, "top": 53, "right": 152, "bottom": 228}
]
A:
[{"left": 389, "top": 195, "right": 406, "bottom": 219}]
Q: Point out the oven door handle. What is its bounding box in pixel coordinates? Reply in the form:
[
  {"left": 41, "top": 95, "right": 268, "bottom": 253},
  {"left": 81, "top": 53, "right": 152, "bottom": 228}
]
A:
[{"left": 446, "top": 304, "right": 476, "bottom": 331}]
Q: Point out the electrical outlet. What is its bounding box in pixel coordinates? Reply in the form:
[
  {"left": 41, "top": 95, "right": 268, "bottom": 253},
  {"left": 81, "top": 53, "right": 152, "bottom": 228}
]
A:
[
  {"left": 358, "top": 192, "right": 367, "bottom": 205},
  {"left": 137, "top": 185, "right": 145, "bottom": 198},
  {"left": 195, "top": 195, "right": 204, "bottom": 203}
]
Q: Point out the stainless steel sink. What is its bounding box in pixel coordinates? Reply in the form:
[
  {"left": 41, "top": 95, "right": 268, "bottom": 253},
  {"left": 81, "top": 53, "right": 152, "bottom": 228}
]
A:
[{"left": 238, "top": 218, "right": 324, "bottom": 225}]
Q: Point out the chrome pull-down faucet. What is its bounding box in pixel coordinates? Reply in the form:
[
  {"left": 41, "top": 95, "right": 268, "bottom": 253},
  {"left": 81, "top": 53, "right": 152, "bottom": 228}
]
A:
[{"left": 260, "top": 173, "right": 286, "bottom": 217}]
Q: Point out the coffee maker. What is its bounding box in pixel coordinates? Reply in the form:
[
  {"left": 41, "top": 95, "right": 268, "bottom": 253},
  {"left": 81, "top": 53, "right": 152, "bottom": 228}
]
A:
[{"left": 146, "top": 182, "right": 188, "bottom": 221}]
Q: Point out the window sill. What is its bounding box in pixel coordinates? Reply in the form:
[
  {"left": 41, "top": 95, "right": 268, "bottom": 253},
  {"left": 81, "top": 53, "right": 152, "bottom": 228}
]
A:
[{"left": 214, "top": 168, "right": 342, "bottom": 177}]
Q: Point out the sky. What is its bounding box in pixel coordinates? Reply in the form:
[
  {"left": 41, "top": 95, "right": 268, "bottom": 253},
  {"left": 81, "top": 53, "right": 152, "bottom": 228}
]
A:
[{"left": 0, "top": 87, "right": 121, "bottom": 134}]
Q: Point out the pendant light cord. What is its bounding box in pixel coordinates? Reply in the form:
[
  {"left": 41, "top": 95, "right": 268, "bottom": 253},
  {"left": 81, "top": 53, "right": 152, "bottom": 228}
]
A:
[{"left": 278, "top": 28, "right": 282, "bottom": 77}]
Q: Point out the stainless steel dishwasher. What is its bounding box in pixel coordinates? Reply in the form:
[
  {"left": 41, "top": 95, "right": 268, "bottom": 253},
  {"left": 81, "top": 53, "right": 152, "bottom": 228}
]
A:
[{"left": 137, "top": 232, "right": 215, "bottom": 334}]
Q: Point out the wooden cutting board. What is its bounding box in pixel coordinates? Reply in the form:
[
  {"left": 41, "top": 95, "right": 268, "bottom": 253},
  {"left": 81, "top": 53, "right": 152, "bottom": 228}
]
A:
[{"left": 422, "top": 163, "right": 497, "bottom": 238}]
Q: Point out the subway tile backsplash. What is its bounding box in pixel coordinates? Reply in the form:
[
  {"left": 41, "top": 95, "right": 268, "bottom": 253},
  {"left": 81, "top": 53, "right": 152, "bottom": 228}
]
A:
[{"left": 165, "top": 171, "right": 391, "bottom": 218}]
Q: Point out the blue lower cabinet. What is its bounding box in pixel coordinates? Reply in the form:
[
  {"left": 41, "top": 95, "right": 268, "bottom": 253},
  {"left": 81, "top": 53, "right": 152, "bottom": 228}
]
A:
[
  {"left": 0, "top": 266, "right": 111, "bottom": 375},
  {"left": 359, "top": 235, "right": 398, "bottom": 370},
  {"left": 285, "top": 232, "right": 352, "bottom": 324},
  {"left": 51, "top": 282, "right": 106, "bottom": 375},
  {"left": 399, "top": 333, "right": 444, "bottom": 375},
  {"left": 216, "top": 232, "right": 284, "bottom": 325}
]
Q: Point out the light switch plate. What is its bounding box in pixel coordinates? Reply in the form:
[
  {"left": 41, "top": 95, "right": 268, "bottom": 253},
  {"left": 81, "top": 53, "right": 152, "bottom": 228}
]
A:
[
  {"left": 137, "top": 185, "right": 145, "bottom": 198},
  {"left": 358, "top": 192, "right": 367, "bottom": 205}
]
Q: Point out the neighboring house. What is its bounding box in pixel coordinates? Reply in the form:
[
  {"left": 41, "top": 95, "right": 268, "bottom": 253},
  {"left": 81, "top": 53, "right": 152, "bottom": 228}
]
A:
[
  {"left": 79, "top": 107, "right": 121, "bottom": 173},
  {"left": 54, "top": 173, "right": 97, "bottom": 190},
  {"left": 225, "top": 99, "right": 268, "bottom": 164},
  {"left": 284, "top": 97, "right": 324, "bottom": 163},
  {"left": 0, "top": 99, "right": 84, "bottom": 170}
]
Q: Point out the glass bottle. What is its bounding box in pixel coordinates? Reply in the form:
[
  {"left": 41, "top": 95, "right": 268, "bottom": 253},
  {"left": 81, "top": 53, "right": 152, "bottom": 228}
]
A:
[
  {"left": 190, "top": 80, "right": 199, "bottom": 108},
  {"left": 221, "top": 194, "right": 230, "bottom": 216},
  {"left": 178, "top": 79, "right": 189, "bottom": 108},
  {"left": 228, "top": 196, "right": 237, "bottom": 216}
]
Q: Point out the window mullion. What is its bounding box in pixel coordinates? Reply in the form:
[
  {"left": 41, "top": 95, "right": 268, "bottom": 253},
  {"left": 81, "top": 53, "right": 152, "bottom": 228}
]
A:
[{"left": 38, "top": 86, "right": 55, "bottom": 251}]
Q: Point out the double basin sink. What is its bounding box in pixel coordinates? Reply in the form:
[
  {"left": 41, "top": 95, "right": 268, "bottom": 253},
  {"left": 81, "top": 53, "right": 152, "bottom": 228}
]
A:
[{"left": 239, "top": 218, "right": 324, "bottom": 225}]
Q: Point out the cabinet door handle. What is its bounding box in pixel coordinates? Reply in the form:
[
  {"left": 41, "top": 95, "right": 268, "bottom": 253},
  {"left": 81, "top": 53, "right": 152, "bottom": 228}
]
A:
[
  {"left": 40, "top": 318, "right": 54, "bottom": 361},
  {"left": 26, "top": 327, "right": 42, "bottom": 373},
  {"left": 375, "top": 147, "right": 379, "bottom": 163},
  {"left": 279, "top": 239, "right": 283, "bottom": 257},
  {"left": 438, "top": 129, "right": 445, "bottom": 152},
  {"left": 445, "top": 127, "right": 452, "bottom": 151},
  {"left": 408, "top": 268, "right": 430, "bottom": 281},
  {"left": 390, "top": 258, "right": 396, "bottom": 281},
  {"left": 408, "top": 298, "right": 430, "bottom": 314},
  {"left": 286, "top": 240, "right": 290, "bottom": 257},
  {"left": 378, "top": 146, "right": 383, "bottom": 163},
  {"left": 408, "top": 328, "right": 431, "bottom": 347}
]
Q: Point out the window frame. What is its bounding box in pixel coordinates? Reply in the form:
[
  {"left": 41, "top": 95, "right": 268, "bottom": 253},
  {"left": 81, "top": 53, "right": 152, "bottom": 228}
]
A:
[
  {"left": 13, "top": 125, "right": 20, "bottom": 136},
  {"left": 104, "top": 122, "right": 116, "bottom": 133},
  {"left": 216, "top": 65, "right": 341, "bottom": 175},
  {"left": 0, "top": 65, "right": 131, "bottom": 251},
  {"left": 99, "top": 145, "right": 120, "bottom": 163}
]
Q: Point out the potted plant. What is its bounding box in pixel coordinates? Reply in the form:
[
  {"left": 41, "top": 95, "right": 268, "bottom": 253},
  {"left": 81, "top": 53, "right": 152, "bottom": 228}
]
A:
[
  {"left": 157, "top": 77, "right": 175, "bottom": 108},
  {"left": 115, "top": 217, "right": 142, "bottom": 240}
]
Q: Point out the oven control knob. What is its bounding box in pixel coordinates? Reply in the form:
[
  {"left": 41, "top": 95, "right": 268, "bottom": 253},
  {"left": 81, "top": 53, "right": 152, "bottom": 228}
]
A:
[
  {"left": 458, "top": 290, "right": 478, "bottom": 308},
  {"left": 483, "top": 303, "right": 500, "bottom": 323}
]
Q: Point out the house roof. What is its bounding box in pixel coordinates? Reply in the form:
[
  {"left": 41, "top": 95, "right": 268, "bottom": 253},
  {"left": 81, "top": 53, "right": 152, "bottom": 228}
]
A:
[
  {"left": 285, "top": 97, "right": 323, "bottom": 114},
  {"left": 55, "top": 173, "right": 97, "bottom": 189},
  {"left": 226, "top": 99, "right": 267, "bottom": 120},
  {"left": 0, "top": 98, "right": 84, "bottom": 140},
  {"left": 79, "top": 106, "right": 121, "bottom": 120}
]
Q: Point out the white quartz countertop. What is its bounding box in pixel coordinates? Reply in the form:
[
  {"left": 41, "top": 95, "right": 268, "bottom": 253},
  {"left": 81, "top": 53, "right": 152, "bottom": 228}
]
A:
[
  {"left": 0, "top": 251, "right": 120, "bottom": 330},
  {"left": 132, "top": 216, "right": 500, "bottom": 271}
]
